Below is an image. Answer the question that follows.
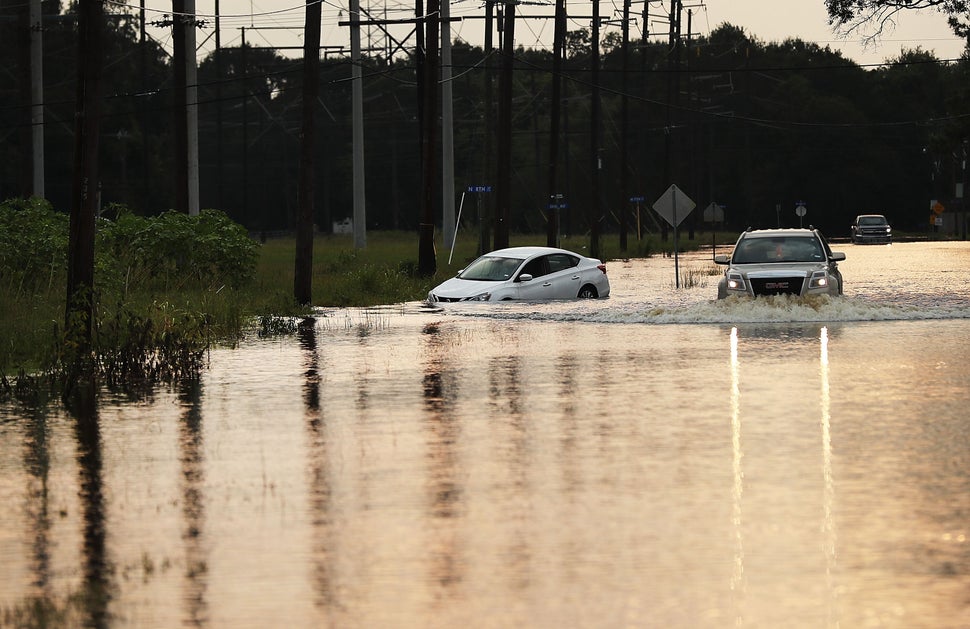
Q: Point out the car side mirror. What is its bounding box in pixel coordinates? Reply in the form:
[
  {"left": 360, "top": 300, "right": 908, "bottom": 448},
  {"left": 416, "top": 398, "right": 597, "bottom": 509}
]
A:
[
  {"left": 518, "top": 273, "right": 533, "bottom": 282},
  {"left": 713, "top": 254, "right": 730, "bottom": 265},
  {"left": 830, "top": 252, "right": 846, "bottom": 261}
]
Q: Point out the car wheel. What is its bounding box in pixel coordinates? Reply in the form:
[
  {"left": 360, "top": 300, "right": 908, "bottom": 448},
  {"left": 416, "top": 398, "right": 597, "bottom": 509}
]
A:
[{"left": 577, "top": 285, "right": 598, "bottom": 299}]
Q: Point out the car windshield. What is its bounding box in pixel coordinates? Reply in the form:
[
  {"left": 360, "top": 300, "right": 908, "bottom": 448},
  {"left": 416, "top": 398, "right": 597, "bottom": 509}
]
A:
[
  {"left": 458, "top": 255, "right": 524, "bottom": 281},
  {"left": 732, "top": 236, "right": 824, "bottom": 263},
  {"left": 859, "top": 216, "right": 887, "bottom": 226}
]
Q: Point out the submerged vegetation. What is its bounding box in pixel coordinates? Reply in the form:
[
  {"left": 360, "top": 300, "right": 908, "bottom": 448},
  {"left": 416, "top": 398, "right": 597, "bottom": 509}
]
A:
[{"left": 1, "top": 197, "right": 727, "bottom": 398}]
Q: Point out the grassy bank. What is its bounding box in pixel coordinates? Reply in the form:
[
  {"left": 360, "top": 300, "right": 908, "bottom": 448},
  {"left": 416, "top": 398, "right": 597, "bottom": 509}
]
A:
[{"left": 1, "top": 228, "right": 719, "bottom": 380}]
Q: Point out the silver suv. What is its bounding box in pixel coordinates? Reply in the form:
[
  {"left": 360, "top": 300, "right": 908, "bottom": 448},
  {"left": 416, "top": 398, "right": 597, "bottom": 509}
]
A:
[
  {"left": 851, "top": 214, "right": 892, "bottom": 244},
  {"left": 715, "top": 228, "right": 845, "bottom": 299}
]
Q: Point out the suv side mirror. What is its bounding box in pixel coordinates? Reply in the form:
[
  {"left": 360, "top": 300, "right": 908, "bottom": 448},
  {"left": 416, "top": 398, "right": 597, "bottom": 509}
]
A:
[{"left": 714, "top": 254, "right": 731, "bottom": 265}]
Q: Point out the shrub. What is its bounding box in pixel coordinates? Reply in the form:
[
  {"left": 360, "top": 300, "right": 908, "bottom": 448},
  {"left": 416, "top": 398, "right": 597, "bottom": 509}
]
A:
[
  {"left": 97, "top": 207, "right": 259, "bottom": 292},
  {"left": 0, "top": 198, "right": 69, "bottom": 294}
]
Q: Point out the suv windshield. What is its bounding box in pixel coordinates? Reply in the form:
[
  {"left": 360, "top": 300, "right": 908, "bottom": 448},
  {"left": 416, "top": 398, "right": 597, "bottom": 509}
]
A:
[
  {"left": 858, "top": 216, "right": 887, "bottom": 226},
  {"left": 732, "top": 236, "right": 825, "bottom": 264}
]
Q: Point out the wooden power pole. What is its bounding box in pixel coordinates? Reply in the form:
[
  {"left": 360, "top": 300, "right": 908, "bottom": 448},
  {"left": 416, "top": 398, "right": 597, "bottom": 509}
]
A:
[
  {"left": 294, "top": 0, "right": 322, "bottom": 306},
  {"left": 66, "top": 0, "right": 104, "bottom": 354}
]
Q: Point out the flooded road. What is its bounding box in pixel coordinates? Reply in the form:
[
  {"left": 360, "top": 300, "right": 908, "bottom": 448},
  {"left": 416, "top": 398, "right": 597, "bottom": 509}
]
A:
[{"left": 2, "top": 241, "right": 969, "bottom": 628}]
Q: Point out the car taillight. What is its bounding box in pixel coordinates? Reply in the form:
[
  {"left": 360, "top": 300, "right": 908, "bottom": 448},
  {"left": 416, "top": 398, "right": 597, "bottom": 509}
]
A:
[{"left": 597, "top": 264, "right": 607, "bottom": 274}]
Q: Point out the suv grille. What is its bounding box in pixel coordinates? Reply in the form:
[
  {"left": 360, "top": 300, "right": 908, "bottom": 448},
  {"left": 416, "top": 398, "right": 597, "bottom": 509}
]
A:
[{"left": 750, "top": 276, "right": 805, "bottom": 296}]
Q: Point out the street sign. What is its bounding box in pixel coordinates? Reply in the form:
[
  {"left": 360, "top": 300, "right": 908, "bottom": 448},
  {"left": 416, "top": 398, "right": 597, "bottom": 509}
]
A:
[
  {"left": 467, "top": 185, "right": 492, "bottom": 193},
  {"left": 652, "top": 184, "right": 695, "bottom": 289},
  {"left": 795, "top": 204, "right": 807, "bottom": 217},
  {"left": 653, "top": 184, "right": 695, "bottom": 227},
  {"left": 702, "top": 202, "right": 724, "bottom": 222}
]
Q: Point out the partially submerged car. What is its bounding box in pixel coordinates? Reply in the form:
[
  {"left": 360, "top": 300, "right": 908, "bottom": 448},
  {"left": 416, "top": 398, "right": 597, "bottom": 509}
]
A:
[
  {"left": 715, "top": 228, "right": 845, "bottom": 299},
  {"left": 428, "top": 246, "right": 610, "bottom": 302},
  {"left": 851, "top": 214, "right": 892, "bottom": 244}
]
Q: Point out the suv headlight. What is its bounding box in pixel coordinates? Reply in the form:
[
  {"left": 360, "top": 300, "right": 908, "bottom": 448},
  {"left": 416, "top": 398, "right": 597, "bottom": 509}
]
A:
[
  {"left": 809, "top": 270, "right": 828, "bottom": 289},
  {"left": 726, "top": 272, "right": 746, "bottom": 291}
]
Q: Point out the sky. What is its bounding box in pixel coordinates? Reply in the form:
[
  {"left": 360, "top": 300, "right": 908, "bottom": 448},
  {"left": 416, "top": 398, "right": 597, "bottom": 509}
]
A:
[{"left": 137, "top": 0, "right": 967, "bottom": 67}]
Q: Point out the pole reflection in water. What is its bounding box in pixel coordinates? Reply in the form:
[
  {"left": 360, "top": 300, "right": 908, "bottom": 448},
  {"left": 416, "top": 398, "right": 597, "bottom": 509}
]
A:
[
  {"left": 421, "top": 322, "right": 464, "bottom": 595},
  {"left": 23, "top": 405, "right": 52, "bottom": 600},
  {"left": 177, "top": 378, "right": 209, "bottom": 627},
  {"left": 298, "top": 317, "right": 337, "bottom": 613},
  {"left": 71, "top": 390, "right": 110, "bottom": 629},
  {"left": 488, "top": 351, "right": 530, "bottom": 594},
  {"left": 556, "top": 353, "right": 579, "bottom": 502}
]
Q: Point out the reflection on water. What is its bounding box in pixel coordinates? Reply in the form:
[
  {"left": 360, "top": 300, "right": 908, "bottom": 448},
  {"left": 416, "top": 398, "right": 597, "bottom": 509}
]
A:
[
  {"left": 1, "top": 243, "right": 969, "bottom": 628},
  {"left": 74, "top": 392, "right": 110, "bottom": 629},
  {"left": 178, "top": 379, "right": 208, "bottom": 627},
  {"left": 729, "top": 327, "right": 744, "bottom": 622}
]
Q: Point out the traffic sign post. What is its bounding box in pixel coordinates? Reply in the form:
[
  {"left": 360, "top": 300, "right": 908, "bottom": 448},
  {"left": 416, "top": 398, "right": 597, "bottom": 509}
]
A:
[
  {"left": 467, "top": 185, "right": 492, "bottom": 257},
  {"left": 703, "top": 202, "right": 725, "bottom": 257},
  {"left": 795, "top": 201, "right": 807, "bottom": 227},
  {"left": 652, "top": 184, "right": 696, "bottom": 288},
  {"left": 548, "top": 193, "right": 567, "bottom": 248},
  {"left": 630, "top": 195, "right": 645, "bottom": 241}
]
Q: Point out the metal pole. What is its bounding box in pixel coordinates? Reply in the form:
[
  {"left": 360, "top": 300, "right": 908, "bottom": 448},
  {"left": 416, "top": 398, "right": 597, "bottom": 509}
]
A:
[
  {"left": 441, "top": 0, "right": 456, "bottom": 248},
  {"left": 351, "top": 0, "right": 367, "bottom": 248},
  {"left": 673, "top": 185, "right": 680, "bottom": 288},
  {"left": 30, "top": 0, "right": 44, "bottom": 198},
  {"left": 186, "top": 0, "right": 199, "bottom": 216}
]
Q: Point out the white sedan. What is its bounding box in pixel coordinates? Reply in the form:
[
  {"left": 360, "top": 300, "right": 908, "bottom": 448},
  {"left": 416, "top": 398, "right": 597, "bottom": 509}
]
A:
[{"left": 428, "top": 246, "right": 610, "bottom": 302}]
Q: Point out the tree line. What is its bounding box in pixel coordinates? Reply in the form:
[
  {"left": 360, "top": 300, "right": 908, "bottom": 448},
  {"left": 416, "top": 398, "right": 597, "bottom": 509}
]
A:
[{"left": 2, "top": 2, "right": 969, "bottom": 243}]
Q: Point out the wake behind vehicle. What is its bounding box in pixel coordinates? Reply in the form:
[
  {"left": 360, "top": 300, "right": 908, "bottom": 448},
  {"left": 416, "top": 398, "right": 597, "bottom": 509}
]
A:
[
  {"left": 715, "top": 228, "right": 845, "bottom": 299},
  {"left": 851, "top": 214, "right": 892, "bottom": 244},
  {"left": 428, "top": 246, "right": 610, "bottom": 302}
]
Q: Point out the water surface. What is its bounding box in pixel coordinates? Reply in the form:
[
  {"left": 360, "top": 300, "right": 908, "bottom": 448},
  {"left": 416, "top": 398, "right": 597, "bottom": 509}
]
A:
[{"left": 2, "top": 241, "right": 969, "bottom": 628}]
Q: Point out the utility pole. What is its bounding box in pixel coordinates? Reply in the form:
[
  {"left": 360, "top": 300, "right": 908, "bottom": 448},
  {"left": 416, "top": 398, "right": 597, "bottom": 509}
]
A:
[
  {"left": 173, "top": 0, "right": 188, "bottom": 213},
  {"left": 685, "top": 7, "right": 694, "bottom": 239},
  {"left": 418, "top": 0, "right": 440, "bottom": 275},
  {"left": 186, "top": 0, "right": 199, "bottom": 216},
  {"left": 441, "top": 0, "right": 456, "bottom": 249},
  {"left": 589, "top": 0, "right": 601, "bottom": 259},
  {"left": 67, "top": 0, "right": 104, "bottom": 355},
  {"left": 480, "top": 0, "right": 495, "bottom": 254},
  {"left": 546, "top": 0, "right": 565, "bottom": 247},
  {"left": 140, "top": 1, "right": 150, "bottom": 212},
  {"left": 215, "top": 0, "right": 224, "bottom": 210},
  {"left": 350, "top": 0, "right": 367, "bottom": 248},
  {"left": 495, "top": 0, "right": 515, "bottom": 250},
  {"left": 619, "top": 0, "right": 630, "bottom": 251},
  {"left": 241, "top": 27, "right": 249, "bottom": 223},
  {"left": 294, "top": 0, "right": 321, "bottom": 306},
  {"left": 30, "top": 0, "right": 44, "bottom": 199}
]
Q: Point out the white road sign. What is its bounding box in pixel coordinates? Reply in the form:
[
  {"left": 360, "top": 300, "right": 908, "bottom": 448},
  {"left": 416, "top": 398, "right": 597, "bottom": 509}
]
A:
[
  {"left": 702, "top": 202, "right": 724, "bottom": 222},
  {"left": 653, "top": 184, "right": 695, "bottom": 227}
]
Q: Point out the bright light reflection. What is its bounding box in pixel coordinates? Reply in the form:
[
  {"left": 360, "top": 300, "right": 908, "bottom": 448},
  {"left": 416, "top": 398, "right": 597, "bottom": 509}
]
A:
[
  {"left": 820, "top": 327, "right": 839, "bottom": 625},
  {"left": 730, "top": 327, "right": 745, "bottom": 620}
]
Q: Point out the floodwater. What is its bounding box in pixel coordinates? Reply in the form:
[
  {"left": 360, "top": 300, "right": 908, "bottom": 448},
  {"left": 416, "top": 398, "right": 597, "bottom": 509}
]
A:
[{"left": 2, "top": 241, "right": 969, "bottom": 629}]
